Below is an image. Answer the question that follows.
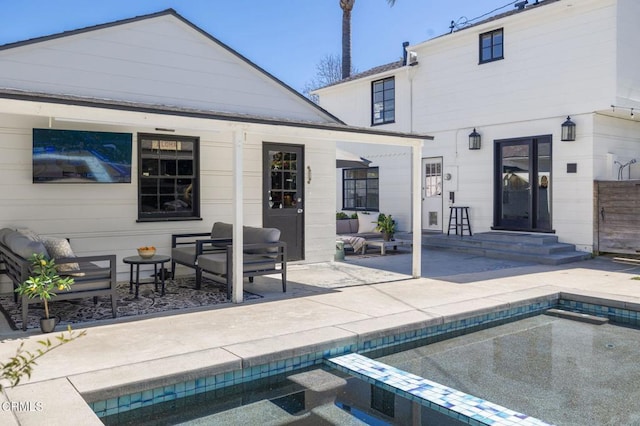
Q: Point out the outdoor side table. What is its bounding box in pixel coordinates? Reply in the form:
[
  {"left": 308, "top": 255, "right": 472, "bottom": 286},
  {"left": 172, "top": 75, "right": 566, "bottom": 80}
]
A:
[{"left": 123, "top": 255, "right": 170, "bottom": 298}]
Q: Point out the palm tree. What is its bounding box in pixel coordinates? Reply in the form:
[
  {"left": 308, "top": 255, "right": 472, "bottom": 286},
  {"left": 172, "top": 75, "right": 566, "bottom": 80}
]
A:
[{"left": 340, "top": 0, "right": 396, "bottom": 79}]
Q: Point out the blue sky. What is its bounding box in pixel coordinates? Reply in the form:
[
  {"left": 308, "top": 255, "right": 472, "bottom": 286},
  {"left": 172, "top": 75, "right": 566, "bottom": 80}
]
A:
[{"left": 0, "top": 1, "right": 517, "bottom": 92}]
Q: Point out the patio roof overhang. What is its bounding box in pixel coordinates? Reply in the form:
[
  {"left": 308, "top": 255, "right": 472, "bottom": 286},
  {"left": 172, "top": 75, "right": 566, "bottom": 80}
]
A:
[{"left": 0, "top": 89, "right": 431, "bottom": 301}]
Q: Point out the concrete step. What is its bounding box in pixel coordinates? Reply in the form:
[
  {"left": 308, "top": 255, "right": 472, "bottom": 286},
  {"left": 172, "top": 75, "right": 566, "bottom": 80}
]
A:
[{"left": 422, "top": 232, "right": 591, "bottom": 265}]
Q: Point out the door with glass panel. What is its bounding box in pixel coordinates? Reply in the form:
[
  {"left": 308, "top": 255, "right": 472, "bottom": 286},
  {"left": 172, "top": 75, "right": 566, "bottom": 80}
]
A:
[
  {"left": 263, "top": 143, "right": 304, "bottom": 260},
  {"left": 422, "top": 158, "right": 443, "bottom": 231},
  {"left": 494, "top": 136, "right": 551, "bottom": 231}
]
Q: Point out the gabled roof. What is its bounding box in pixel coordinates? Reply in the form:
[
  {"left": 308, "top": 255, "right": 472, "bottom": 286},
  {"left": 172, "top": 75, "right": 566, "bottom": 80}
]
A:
[
  {"left": 0, "top": 9, "right": 345, "bottom": 125},
  {"left": 319, "top": 60, "right": 404, "bottom": 90}
]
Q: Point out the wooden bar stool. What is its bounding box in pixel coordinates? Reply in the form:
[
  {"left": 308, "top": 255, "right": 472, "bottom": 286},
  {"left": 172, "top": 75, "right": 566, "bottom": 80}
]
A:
[{"left": 447, "top": 206, "right": 472, "bottom": 236}]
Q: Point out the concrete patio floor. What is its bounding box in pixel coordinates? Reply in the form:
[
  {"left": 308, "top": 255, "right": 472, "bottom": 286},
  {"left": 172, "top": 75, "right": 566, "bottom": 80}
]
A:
[{"left": 1, "top": 248, "right": 640, "bottom": 425}]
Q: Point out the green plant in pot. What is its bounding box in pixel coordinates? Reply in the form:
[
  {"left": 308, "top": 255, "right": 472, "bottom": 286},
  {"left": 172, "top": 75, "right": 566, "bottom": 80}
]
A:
[
  {"left": 375, "top": 213, "right": 397, "bottom": 241},
  {"left": 15, "top": 254, "right": 74, "bottom": 333}
]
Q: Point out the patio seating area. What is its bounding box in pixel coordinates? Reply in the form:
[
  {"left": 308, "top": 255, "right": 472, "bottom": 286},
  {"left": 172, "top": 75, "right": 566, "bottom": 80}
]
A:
[
  {"left": 171, "top": 222, "right": 287, "bottom": 298},
  {"left": 0, "top": 222, "right": 291, "bottom": 331},
  {"left": 0, "top": 228, "right": 117, "bottom": 330}
]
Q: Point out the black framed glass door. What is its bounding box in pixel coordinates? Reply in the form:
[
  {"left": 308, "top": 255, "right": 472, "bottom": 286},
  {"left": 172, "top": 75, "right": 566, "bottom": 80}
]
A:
[
  {"left": 263, "top": 143, "right": 304, "bottom": 260},
  {"left": 494, "top": 136, "right": 551, "bottom": 231}
]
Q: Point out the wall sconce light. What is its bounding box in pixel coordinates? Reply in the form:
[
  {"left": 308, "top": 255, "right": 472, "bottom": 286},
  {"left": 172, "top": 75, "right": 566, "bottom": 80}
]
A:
[
  {"left": 561, "top": 116, "right": 576, "bottom": 141},
  {"left": 468, "top": 128, "right": 481, "bottom": 150}
]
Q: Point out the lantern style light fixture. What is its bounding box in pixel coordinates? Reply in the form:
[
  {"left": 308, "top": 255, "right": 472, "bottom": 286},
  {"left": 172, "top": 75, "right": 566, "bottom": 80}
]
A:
[
  {"left": 468, "top": 128, "right": 481, "bottom": 150},
  {"left": 561, "top": 116, "right": 576, "bottom": 141}
]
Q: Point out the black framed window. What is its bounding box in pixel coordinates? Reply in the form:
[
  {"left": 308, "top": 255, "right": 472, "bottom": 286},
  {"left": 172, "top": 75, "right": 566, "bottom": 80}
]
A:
[
  {"left": 342, "top": 167, "right": 379, "bottom": 211},
  {"left": 479, "top": 28, "right": 504, "bottom": 63},
  {"left": 138, "top": 134, "right": 200, "bottom": 220},
  {"left": 372, "top": 77, "right": 395, "bottom": 125}
]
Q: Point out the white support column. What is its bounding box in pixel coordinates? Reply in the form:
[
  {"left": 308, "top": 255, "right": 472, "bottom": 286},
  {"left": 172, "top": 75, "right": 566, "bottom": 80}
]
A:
[
  {"left": 232, "top": 129, "right": 245, "bottom": 303},
  {"left": 411, "top": 142, "right": 423, "bottom": 278}
]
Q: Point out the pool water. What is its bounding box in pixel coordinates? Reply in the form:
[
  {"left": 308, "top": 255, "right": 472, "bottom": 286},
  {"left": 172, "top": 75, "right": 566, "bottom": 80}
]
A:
[{"left": 373, "top": 315, "right": 640, "bottom": 426}]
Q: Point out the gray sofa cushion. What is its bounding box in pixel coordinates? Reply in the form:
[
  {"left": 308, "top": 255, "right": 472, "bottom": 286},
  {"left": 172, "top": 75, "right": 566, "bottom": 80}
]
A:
[
  {"left": 172, "top": 246, "right": 199, "bottom": 267},
  {"left": 211, "top": 222, "right": 233, "bottom": 239},
  {"left": 0, "top": 227, "right": 14, "bottom": 245},
  {"left": 336, "top": 219, "right": 359, "bottom": 234},
  {"left": 244, "top": 227, "right": 280, "bottom": 254},
  {"left": 198, "top": 253, "right": 276, "bottom": 276},
  {"left": 211, "top": 222, "right": 280, "bottom": 254},
  {"left": 3, "top": 230, "right": 49, "bottom": 260}
]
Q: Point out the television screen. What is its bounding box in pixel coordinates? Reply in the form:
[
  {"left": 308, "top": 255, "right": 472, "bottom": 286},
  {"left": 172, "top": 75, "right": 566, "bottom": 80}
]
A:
[{"left": 33, "top": 128, "right": 132, "bottom": 183}]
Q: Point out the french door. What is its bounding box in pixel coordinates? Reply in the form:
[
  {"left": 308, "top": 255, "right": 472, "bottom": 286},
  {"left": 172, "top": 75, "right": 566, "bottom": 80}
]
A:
[{"left": 494, "top": 136, "right": 551, "bottom": 231}]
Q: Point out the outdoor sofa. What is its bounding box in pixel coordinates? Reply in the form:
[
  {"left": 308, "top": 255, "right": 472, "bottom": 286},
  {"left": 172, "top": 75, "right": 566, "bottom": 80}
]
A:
[
  {"left": 171, "top": 222, "right": 287, "bottom": 298},
  {"left": 336, "top": 212, "right": 383, "bottom": 254},
  {"left": 0, "top": 228, "right": 117, "bottom": 330}
]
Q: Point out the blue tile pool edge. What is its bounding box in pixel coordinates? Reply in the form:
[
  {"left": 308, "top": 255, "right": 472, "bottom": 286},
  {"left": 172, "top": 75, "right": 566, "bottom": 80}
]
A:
[
  {"left": 91, "top": 296, "right": 637, "bottom": 419},
  {"left": 326, "top": 353, "right": 552, "bottom": 426}
]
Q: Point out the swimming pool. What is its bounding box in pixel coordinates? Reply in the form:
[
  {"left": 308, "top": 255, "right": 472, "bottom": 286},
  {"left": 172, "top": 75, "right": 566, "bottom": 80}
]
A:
[{"left": 94, "top": 296, "right": 640, "bottom": 425}]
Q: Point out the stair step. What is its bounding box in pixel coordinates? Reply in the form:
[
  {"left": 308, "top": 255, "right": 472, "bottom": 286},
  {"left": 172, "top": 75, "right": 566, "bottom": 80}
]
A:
[
  {"left": 459, "top": 231, "right": 559, "bottom": 245},
  {"left": 422, "top": 232, "right": 591, "bottom": 265}
]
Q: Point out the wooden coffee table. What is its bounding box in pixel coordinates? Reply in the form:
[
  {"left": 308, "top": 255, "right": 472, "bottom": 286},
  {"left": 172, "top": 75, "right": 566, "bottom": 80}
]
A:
[
  {"left": 365, "top": 239, "right": 412, "bottom": 255},
  {"left": 123, "top": 255, "right": 170, "bottom": 298}
]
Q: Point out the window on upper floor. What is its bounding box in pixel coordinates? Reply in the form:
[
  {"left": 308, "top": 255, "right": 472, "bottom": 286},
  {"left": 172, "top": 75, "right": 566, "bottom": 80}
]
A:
[
  {"left": 372, "top": 77, "right": 395, "bottom": 125},
  {"left": 479, "top": 28, "right": 503, "bottom": 64},
  {"left": 342, "top": 167, "right": 379, "bottom": 211},
  {"left": 138, "top": 134, "right": 200, "bottom": 221}
]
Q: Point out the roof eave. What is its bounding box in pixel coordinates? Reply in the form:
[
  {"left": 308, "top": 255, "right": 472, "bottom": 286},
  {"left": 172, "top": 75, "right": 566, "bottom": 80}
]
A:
[{"left": 0, "top": 88, "right": 433, "bottom": 141}]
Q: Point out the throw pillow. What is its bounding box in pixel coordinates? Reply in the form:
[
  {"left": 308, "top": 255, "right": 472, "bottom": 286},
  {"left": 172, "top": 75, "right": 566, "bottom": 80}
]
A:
[
  {"left": 43, "top": 238, "right": 81, "bottom": 273},
  {"left": 357, "top": 212, "right": 378, "bottom": 234}
]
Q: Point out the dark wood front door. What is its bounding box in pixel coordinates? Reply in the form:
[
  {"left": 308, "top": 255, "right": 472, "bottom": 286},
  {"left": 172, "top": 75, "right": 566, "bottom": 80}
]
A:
[{"left": 263, "top": 143, "right": 304, "bottom": 260}]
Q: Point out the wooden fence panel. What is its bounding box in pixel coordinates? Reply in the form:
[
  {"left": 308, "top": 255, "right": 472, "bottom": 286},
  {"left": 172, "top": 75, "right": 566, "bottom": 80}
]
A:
[{"left": 594, "top": 180, "right": 640, "bottom": 254}]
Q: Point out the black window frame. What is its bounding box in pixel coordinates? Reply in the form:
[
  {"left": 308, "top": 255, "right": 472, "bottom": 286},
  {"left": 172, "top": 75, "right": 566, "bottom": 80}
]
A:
[
  {"left": 137, "top": 134, "right": 201, "bottom": 222},
  {"left": 371, "top": 77, "right": 395, "bottom": 126},
  {"left": 479, "top": 28, "right": 504, "bottom": 64},
  {"left": 342, "top": 167, "right": 379, "bottom": 212}
]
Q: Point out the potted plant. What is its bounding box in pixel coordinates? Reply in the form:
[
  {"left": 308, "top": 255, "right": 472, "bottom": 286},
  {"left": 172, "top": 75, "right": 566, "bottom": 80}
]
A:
[
  {"left": 375, "top": 213, "right": 397, "bottom": 241},
  {"left": 15, "top": 254, "right": 74, "bottom": 333}
]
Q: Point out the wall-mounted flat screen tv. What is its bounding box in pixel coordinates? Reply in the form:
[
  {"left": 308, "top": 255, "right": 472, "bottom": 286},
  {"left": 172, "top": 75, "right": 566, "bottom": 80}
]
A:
[{"left": 33, "top": 128, "right": 132, "bottom": 183}]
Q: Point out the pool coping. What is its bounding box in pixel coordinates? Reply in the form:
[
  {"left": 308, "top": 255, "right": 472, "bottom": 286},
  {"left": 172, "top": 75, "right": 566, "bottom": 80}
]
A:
[{"left": 4, "top": 288, "right": 640, "bottom": 425}]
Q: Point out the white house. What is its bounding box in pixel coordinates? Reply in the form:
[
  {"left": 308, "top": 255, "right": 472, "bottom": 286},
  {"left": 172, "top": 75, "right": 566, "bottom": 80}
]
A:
[
  {"left": 314, "top": 0, "right": 640, "bottom": 254},
  {"left": 0, "top": 9, "right": 427, "bottom": 298}
]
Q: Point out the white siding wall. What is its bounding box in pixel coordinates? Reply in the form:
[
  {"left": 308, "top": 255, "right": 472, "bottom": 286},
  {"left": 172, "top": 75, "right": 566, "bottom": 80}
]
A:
[
  {"left": 0, "top": 15, "right": 332, "bottom": 123},
  {"left": 337, "top": 143, "right": 412, "bottom": 231},
  {"left": 410, "top": 0, "right": 617, "bottom": 134},
  {"left": 616, "top": 0, "right": 640, "bottom": 105}
]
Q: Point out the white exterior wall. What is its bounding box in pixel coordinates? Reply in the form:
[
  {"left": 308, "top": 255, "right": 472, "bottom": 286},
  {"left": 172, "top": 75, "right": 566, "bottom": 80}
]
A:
[
  {"left": 337, "top": 143, "right": 412, "bottom": 231},
  {"left": 593, "top": 113, "right": 640, "bottom": 180},
  {"left": 0, "top": 14, "right": 333, "bottom": 124},
  {"left": 409, "top": 0, "right": 617, "bottom": 134},
  {"left": 616, "top": 0, "right": 640, "bottom": 105},
  {"left": 318, "top": 0, "right": 640, "bottom": 252}
]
